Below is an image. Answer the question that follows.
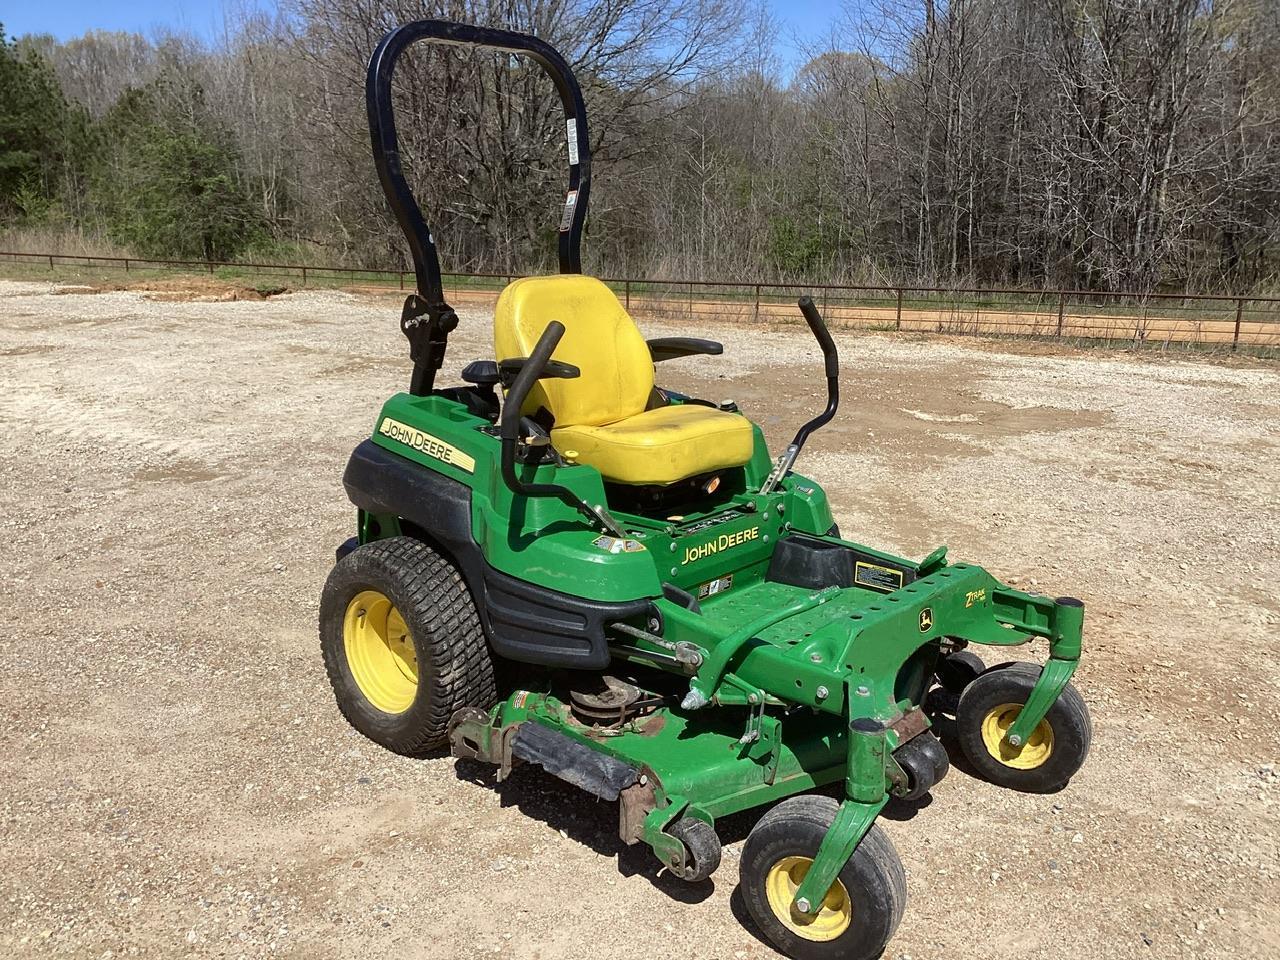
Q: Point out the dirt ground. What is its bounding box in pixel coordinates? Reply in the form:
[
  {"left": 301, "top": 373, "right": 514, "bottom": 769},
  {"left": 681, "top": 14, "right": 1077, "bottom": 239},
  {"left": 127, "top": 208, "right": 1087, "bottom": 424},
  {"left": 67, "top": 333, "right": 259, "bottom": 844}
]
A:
[{"left": 1, "top": 278, "right": 1277, "bottom": 960}]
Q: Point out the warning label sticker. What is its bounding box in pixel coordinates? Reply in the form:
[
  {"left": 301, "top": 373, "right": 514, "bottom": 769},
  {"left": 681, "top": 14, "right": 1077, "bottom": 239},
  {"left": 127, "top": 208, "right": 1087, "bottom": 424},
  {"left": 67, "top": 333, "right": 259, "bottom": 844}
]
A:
[
  {"left": 559, "top": 189, "right": 578, "bottom": 232},
  {"left": 566, "top": 119, "right": 579, "bottom": 165},
  {"left": 855, "top": 560, "right": 904, "bottom": 593}
]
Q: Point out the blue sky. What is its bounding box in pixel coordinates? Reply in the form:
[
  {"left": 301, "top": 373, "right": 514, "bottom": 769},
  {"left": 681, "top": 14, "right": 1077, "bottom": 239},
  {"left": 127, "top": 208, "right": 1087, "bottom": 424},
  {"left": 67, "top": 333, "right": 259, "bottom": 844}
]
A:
[
  {"left": 3, "top": 0, "right": 233, "bottom": 43},
  {"left": 3, "top": 1, "right": 842, "bottom": 69}
]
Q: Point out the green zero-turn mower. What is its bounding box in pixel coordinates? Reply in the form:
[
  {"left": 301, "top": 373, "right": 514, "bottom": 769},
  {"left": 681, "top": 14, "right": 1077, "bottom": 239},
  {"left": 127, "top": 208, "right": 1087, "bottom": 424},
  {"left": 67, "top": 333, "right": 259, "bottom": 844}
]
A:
[{"left": 320, "top": 20, "right": 1092, "bottom": 960}]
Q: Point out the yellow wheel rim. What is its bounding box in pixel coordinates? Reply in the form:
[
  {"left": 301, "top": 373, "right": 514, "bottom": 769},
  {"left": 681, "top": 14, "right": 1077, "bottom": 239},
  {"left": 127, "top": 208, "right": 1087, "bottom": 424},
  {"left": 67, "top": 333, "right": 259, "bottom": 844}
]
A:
[
  {"left": 764, "top": 856, "right": 852, "bottom": 942},
  {"left": 343, "top": 590, "right": 418, "bottom": 714},
  {"left": 981, "top": 702, "right": 1053, "bottom": 769}
]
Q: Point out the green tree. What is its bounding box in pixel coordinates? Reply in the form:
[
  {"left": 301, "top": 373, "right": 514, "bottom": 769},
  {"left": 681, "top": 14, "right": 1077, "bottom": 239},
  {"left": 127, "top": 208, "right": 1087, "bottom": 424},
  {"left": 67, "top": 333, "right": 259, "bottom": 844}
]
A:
[
  {"left": 92, "top": 79, "right": 265, "bottom": 259},
  {"left": 0, "top": 26, "right": 88, "bottom": 221}
]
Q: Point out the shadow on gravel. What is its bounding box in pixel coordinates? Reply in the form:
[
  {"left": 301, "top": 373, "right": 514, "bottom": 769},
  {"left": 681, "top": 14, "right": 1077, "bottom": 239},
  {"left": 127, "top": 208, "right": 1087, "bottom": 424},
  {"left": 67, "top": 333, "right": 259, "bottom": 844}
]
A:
[
  {"left": 928, "top": 706, "right": 987, "bottom": 782},
  {"left": 728, "top": 886, "right": 771, "bottom": 952},
  {"left": 882, "top": 791, "right": 935, "bottom": 821},
  {"left": 452, "top": 756, "right": 724, "bottom": 904}
]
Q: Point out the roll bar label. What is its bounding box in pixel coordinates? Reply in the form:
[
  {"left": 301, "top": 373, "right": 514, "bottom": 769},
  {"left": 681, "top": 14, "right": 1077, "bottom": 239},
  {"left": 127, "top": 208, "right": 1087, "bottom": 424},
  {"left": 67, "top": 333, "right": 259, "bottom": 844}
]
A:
[
  {"left": 559, "top": 189, "right": 578, "bottom": 232},
  {"left": 566, "top": 119, "right": 579, "bottom": 165},
  {"left": 378, "top": 417, "right": 476, "bottom": 473}
]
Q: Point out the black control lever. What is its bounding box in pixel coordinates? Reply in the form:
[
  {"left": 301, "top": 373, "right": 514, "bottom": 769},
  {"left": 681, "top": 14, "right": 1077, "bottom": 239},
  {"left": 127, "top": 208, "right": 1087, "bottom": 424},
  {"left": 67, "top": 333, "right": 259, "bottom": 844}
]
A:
[
  {"left": 499, "top": 323, "right": 626, "bottom": 536},
  {"left": 498, "top": 357, "right": 581, "bottom": 384},
  {"left": 760, "top": 297, "right": 840, "bottom": 494}
]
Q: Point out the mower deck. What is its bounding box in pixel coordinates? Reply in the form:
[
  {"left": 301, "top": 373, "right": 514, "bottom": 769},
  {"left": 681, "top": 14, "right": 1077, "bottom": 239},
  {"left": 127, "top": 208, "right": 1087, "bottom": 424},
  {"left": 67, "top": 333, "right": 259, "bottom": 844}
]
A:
[{"left": 449, "top": 550, "right": 1082, "bottom": 890}]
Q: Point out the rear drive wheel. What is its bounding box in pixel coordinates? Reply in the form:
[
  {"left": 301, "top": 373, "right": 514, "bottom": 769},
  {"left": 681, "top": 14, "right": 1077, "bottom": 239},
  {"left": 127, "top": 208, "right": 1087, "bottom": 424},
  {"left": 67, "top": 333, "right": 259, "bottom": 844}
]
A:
[
  {"left": 956, "top": 662, "right": 1091, "bottom": 793},
  {"left": 320, "top": 536, "right": 496, "bottom": 754},
  {"left": 740, "top": 795, "right": 906, "bottom": 960}
]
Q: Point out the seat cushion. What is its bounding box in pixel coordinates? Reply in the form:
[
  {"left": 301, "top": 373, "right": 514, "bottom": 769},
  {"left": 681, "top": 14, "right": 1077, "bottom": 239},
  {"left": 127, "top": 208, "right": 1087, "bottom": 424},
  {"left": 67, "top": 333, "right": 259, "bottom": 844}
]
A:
[
  {"left": 494, "top": 275, "right": 654, "bottom": 427},
  {"left": 552, "top": 405, "right": 754, "bottom": 485}
]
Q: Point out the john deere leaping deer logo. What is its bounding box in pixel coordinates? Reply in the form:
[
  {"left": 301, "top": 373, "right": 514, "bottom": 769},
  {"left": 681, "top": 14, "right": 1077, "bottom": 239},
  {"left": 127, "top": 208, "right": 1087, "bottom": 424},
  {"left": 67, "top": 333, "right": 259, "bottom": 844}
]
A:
[{"left": 918, "top": 608, "right": 934, "bottom": 632}]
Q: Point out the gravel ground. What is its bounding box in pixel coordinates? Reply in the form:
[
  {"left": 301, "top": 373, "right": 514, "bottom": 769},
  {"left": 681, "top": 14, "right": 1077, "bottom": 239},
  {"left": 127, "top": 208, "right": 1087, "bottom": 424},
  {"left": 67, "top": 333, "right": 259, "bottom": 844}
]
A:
[{"left": 1, "top": 278, "right": 1277, "bottom": 960}]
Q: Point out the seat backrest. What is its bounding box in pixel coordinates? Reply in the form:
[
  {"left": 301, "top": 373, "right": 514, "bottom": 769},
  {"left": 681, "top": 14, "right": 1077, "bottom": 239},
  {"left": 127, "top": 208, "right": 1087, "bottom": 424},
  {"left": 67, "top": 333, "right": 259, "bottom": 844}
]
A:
[{"left": 493, "top": 275, "right": 653, "bottom": 428}]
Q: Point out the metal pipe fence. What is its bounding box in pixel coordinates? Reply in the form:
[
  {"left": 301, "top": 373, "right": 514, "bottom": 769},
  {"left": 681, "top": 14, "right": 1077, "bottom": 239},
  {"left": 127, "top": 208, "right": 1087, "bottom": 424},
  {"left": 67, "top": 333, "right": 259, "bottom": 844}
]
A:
[{"left": 2, "top": 249, "right": 1277, "bottom": 352}]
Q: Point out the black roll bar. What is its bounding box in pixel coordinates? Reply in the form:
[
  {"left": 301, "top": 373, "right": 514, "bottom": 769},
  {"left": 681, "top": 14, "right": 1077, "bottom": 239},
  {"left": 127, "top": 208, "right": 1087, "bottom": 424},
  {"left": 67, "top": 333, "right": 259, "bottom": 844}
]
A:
[{"left": 366, "top": 19, "right": 593, "bottom": 394}]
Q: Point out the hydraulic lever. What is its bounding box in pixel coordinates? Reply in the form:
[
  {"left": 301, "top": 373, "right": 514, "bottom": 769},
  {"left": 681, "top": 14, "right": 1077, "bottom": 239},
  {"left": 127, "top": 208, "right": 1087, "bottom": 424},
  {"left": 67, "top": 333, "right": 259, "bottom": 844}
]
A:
[
  {"left": 760, "top": 297, "right": 840, "bottom": 494},
  {"left": 499, "top": 322, "right": 628, "bottom": 537}
]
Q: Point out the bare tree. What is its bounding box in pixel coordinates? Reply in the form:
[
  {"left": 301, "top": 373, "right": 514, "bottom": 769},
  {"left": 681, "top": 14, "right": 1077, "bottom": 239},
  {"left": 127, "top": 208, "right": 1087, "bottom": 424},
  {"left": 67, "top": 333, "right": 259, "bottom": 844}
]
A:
[{"left": 9, "top": 0, "right": 1280, "bottom": 290}]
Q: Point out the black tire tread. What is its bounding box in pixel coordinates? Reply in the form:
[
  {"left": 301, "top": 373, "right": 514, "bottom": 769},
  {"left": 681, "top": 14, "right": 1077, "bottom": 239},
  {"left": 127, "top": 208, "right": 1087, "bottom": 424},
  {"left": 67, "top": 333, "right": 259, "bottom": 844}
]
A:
[
  {"left": 894, "top": 732, "right": 950, "bottom": 802},
  {"left": 320, "top": 536, "right": 497, "bottom": 754},
  {"left": 670, "top": 816, "right": 722, "bottom": 882},
  {"left": 955, "top": 661, "right": 1091, "bottom": 793},
  {"left": 936, "top": 649, "right": 985, "bottom": 694},
  {"left": 742, "top": 795, "right": 906, "bottom": 960}
]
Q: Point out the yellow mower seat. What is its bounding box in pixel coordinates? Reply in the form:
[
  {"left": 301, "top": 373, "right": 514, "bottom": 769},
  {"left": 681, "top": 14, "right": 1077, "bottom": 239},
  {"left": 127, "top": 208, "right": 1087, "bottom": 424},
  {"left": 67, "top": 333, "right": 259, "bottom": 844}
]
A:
[{"left": 494, "top": 275, "right": 753, "bottom": 485}]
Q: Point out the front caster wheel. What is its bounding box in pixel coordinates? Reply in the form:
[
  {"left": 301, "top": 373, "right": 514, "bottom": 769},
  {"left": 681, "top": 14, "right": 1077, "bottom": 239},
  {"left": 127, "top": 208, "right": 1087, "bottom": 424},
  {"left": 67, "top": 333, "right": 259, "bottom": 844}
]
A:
[
  {"left": 892, "top": 731, "right": 950, "bottom": 802},
  {"left": 740, "top": 796, "right": 905, "bottom": 960},
  {"left": 668, "top": 816, "right": 721, "bottom": 882},
  {"left": 956, "top": 662, "right": 1091, "bottom": 793}
]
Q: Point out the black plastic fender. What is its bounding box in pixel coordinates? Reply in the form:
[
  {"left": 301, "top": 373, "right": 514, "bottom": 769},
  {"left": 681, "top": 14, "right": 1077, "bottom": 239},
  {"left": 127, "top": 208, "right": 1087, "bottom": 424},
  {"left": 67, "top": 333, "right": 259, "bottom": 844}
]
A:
[{"left": 341, "top": 439, "right": 650, "bottom": 668}]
